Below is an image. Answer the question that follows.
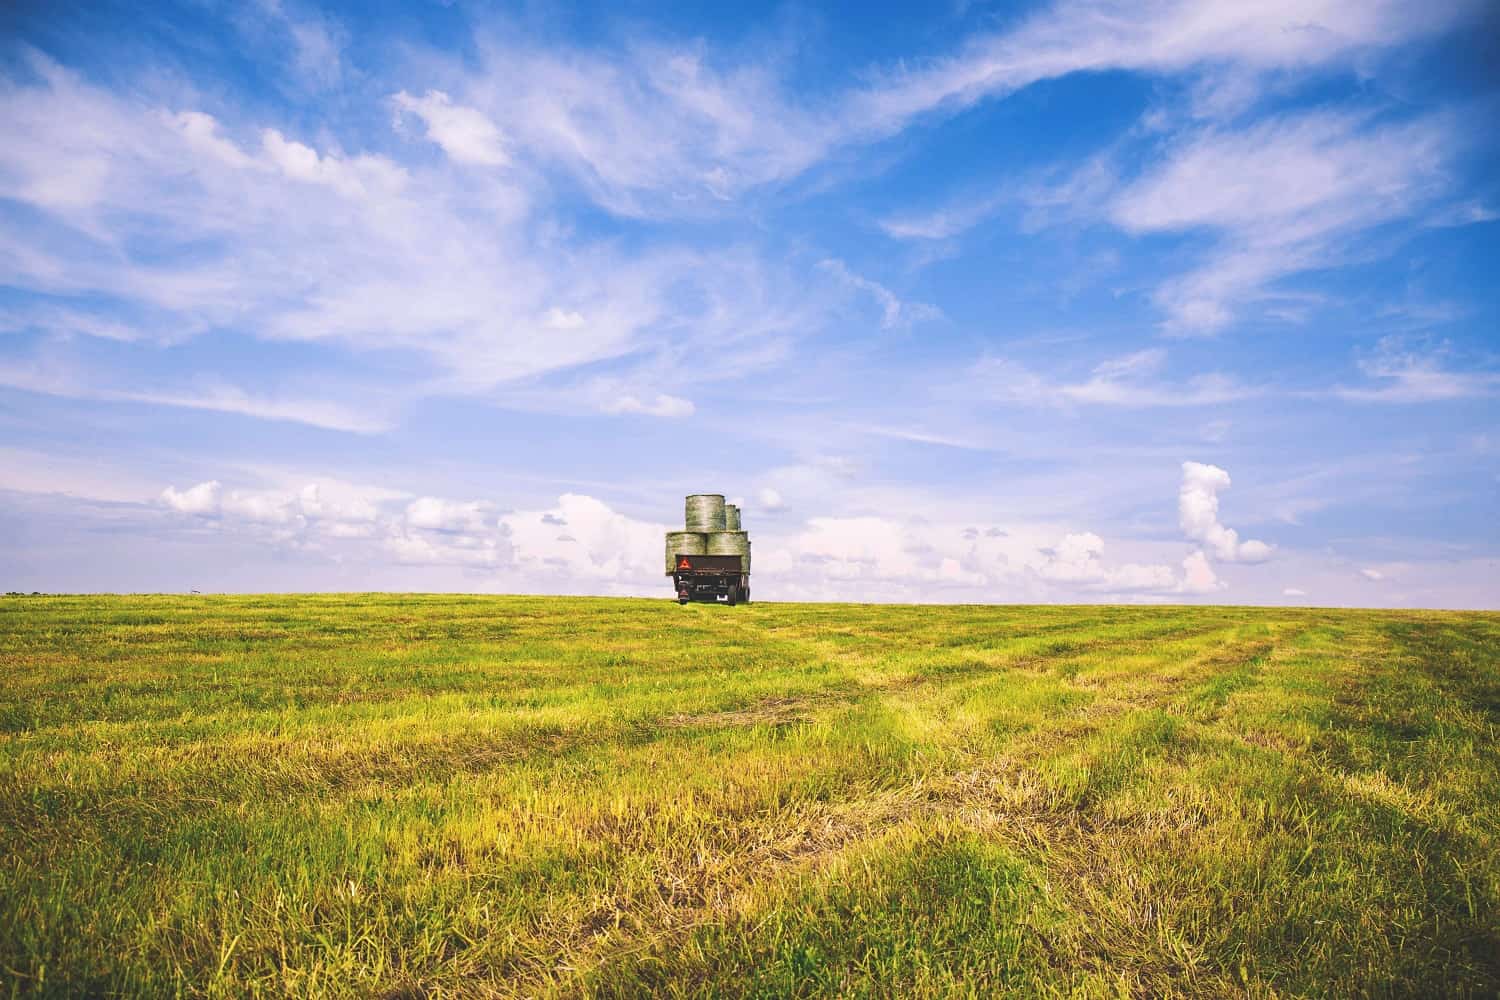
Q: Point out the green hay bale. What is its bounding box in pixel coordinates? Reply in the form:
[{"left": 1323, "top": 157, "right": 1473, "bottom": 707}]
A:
[
  {"left": 664, "top": 531, "right": 708, "bottom": 575},
  {"left": 685, "top": 494, "right": 727, "bottom": 532}
]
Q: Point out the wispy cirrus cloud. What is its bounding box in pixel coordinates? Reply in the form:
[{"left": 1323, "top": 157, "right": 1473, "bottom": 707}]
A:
[
  {"left": 399, "top": 0, "right": 1478, "bottom": 221},
  {"left": 843, "top": 0, "right": 1474, "bottom": 133},
  {"left": 0, "top": 51, "right": 829, "bottom": 424},
  {"left": 818, "top": 258, "right": 941, "bottom": 329},
  {"left": 0, "top": 361, "right": 391, "bottom": 433},
  {"left": 973, "top": 348, "right": 1258, "bottom": 408},
  {"left": 1108, "top": 109, "right": 1462, "bottom": 333},
  {"left": 1335, "top": 337, "right": 1500, "bottom": 403}
]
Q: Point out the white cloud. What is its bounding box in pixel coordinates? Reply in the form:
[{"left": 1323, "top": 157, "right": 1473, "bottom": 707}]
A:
[
  {"left": 368, "top": 0, "right": 1479, "bottom": 224},
  {"left": 161, "top": 480, "right": 222, "bottom": 515},
  {"left": 295, "top": 483, "right": 380, "bottom": 524},
  {"left": 1283, "top": 587, "right": 1307, "bottom": 596},
  {"left": 0, "top": 363, "right": 389, "bottom": 433},
  {"left": 242, "top": 0, "right": 348, "bottom": 91},
  {"left": 1336, "top": 338, "right": 1500, "bottom": 403},
  {"left": 1361, "top": 568, "right": 1386, "bottom": 581},
  {"left": 1178, "top": 461, "right": 1273, "bottom": 563},
  {"left": 222, "top": 490, "right": 300, "bottom": 525},
  {"left": 1038, "top": 532, "right": 1180, "bottom": 592},
  {"left": 601, "top": 393, "right": 696, "bottom": 418},
  {"left": 140, "top": 385, "right": 389, "bottom": 433},
  {"left": 393, "top": 90, "right": 510, "bottom": 166},
  {"left": 844, "top": 0, "right": 1472, "bottom": 137},
  {"left": 758, "top": 487, "right": 785, "bottom": 511},
  {"left": 757, "top": 513, "right": 1204, "bottom": 601},
  {"left": 404, "top": 497, "right": 495, "bottom": 533},
  {"left": 544, "top": 308, "right": 586, "bottom": 330},
  {"left": 975, "top": 350, "right": 1254, "bottom": 408},
  {"left": 0, "top": 56, "right": 820, "bottom": 422},
  {"left": 1179, "top": 550, "right": 1224, "bottom": 594},
  {"left": 448, "top": 42, "right": 828, "bottom": 215},
  {"left": 878, "top": 194, "right": 1005, "bottom": 242},
  {"left": 0, "top": 304, "right": 143, "bottom": 342},
  {"left": 160, "top": 477, "right": 395, "bottom": 531},
  {"left": 501, "top": 494, "right": 667, "bottom": 584},
  {"left": 384, "top": 529, "right": 509, "bottom": 568},
  {"left": 819, "top": 258, "right": 941, "bottom": 329},
  {"left": 0, "top": 447, "right": 162, "bottom": 503},
  {"left": 258, "top": 128, "right": 408, "bottom": 199},
  {"left": 1107, "top": 110, "right": 1458, "bottom": 333}
]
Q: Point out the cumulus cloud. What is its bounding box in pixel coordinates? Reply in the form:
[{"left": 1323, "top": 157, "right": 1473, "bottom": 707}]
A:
[
  {"left": 757, "top": 514, "right": 1202, "bottom": 601},
  {"left": 162, "top": 476, "right": 395, "bottom": 533},
  {"left": 1179, "top": 462, "right": 1273, "bottom": 563},
  {"left": 384, "top": 529, "right": 510, "bottom": 569},
  {"left": 1038, "top": 532, "right": 1180, "bottom": 592},
  {"left": 501, "top": 494, "right": 666, "bottom": 584},
  {"left": 1179, "top": 550, "right": 1224, "bottom": 594},
  {"left": 222, "top": 490, "right": 300, "bottom": 525},
  {"left": 1361, "top": 568, "right": 1385, "bottom": 581},
  {"left": 148, "top": 462, "right": 1275, "bottom": 601},
  {"left": 154, "top": 476, "right": 672, "bottom": 590},
  {"left": 161, "top": 480, "right": 222, "bottom": 515},
  {"left": 404, "top": 497, "right": 495, "bottom": 533}
]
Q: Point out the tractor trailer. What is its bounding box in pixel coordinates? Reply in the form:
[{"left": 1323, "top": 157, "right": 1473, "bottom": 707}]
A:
[{"left": 665, "top": 494, "right": 751, "bottom": 605}]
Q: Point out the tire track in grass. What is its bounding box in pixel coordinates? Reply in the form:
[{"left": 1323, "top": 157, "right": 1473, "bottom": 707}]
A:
[{"left": 528, "top": 625, "right": 1300, "bottom": 998}]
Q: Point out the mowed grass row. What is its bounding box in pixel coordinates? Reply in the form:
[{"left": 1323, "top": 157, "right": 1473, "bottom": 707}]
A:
[{"left": 1, "top": 596, "right": 1497, "bottom": 998}]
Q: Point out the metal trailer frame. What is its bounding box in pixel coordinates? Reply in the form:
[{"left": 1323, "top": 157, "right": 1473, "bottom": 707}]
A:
[{"left": 669, "top": 554, "right": 750, "bottom": 605}]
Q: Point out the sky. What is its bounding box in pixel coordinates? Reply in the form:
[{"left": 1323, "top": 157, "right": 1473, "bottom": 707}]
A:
[{"left": 0, "top": 0, "right": 1496, "bottom": 607}]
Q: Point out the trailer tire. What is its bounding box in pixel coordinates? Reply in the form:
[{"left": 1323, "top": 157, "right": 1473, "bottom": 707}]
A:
[
  {"left": 678, "top": 598, "right": 689, "bottom": 605},
  {"left": 742, "top": 585, "right": 750, "bottom": 604},
  {"left": 726, "top": 585, "right": 738, "bottom": 607}
]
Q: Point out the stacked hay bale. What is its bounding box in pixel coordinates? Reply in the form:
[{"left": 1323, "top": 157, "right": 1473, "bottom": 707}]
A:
[
  {"left": 665, "top": 494, "right": 751, "bottom": 574},
  {"left": 685, "top": 494, "right": 726, "bottom": 532},
  {"left": 663, "top": 531, "right": 707, "bottom": 574},
  {"left": 707, "top": 530, "right": 751, "bottom": 573}
]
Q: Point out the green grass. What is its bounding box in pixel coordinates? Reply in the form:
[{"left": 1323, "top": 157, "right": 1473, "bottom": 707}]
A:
[{"left": 1, "top": 595, "right": 1497, "bottom": 998}]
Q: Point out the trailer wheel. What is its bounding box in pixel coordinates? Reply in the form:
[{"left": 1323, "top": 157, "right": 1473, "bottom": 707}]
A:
[
  {"left": 678, "top": 597, "right": 689, "bottom": 605},
  {"left": 742, "top": 585, "right": 750, "bottom": 604},
  {"left": 726, "top": 585, "right": 738, "bottom": 607}
]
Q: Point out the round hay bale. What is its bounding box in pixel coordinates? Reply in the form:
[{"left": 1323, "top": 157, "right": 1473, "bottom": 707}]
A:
[
  {"left": 685, "top": 494, "right": 726, "bottom": 532},
  {"left": 664, "top": 531, "right": 707, "bottom": 575},
  {"left": 706, "top": 530, "right": 750, "bottom": 573},
  {"left": 724, "top": 504, "right": 742, "bottom": 531}
]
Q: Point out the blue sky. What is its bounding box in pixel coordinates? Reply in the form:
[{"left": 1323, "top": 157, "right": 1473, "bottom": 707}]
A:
[{"left": 0, "top": 0, "right": 1496, "bottom": 606}]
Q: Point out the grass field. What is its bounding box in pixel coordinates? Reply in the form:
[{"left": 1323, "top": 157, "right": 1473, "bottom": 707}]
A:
[{"left": 1, "top": 595, "right": 1497, "bottom": 998}]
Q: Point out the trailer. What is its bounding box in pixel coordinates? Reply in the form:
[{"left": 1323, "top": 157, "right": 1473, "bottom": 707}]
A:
[{"left": 670, "top": 554, "right": 750, "bottom": 606}]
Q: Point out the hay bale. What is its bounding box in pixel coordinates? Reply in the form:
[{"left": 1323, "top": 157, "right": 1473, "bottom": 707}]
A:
[
  {"left": 724, "top": 504, "right": 741, "bottom": 531},
  {"left": 664, "top": 531, "right": 707, "bottom": 575},
  {"left": 685, "top": 494, "right": 726, "bottom": 532},
  {"left": 706, "top": 530, "right": 750, "bottom": 573}
]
